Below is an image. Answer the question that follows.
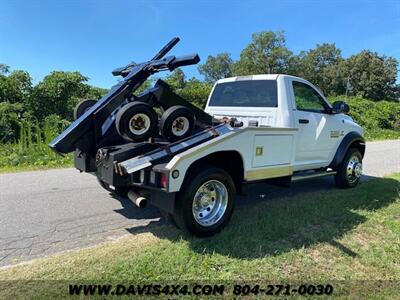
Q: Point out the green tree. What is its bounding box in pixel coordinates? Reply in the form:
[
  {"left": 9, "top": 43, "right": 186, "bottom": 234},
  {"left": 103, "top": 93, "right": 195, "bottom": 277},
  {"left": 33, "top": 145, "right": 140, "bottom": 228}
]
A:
[
  {"left": 342, "top": 51, "right": 399, "bottom": 100},
  {"left": 296, "top": 43, "right": 343, "bottom": 94},
  {"left": 0, "top": 70, "right": 33, "bottom": 105},
  {"left": 198, "top": 53, "right": 233, "bottom": 83},
  {"left": 164, "top": 69, "right": 212, "bottom": 108},
  {"left": 321, "top": 63, "right": 348, "bottom": 96},
  {"left": 0, "top": 64, "right": 10, "bottom": 75},
  {"left": 165, "top": 68, "right": 186, "bottom": 89},
  {"left": 29, "top": 71, "right": 92, "bottom": 120},
  {"left": 233, "top": 31, "right": 294, "bottom": 75},
  {"left": 0, "top": 102, "right": 24, "bottom": 142},
  {"left": 177, "top": 78, "right": 212, "bottom": 108},
  {"left": 86, "top": 86, "right": 108, "bottom": 100}
]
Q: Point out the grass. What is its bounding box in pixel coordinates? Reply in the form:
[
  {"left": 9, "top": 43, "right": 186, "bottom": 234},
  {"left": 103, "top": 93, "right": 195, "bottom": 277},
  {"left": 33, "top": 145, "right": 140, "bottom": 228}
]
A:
[
  {"left": 0, "top": 143, "right": 72, "bottom": 172},
  {"left": 0, "top": 174, "right": 399, "bottom": 298},
  {"left": 364, "top": 129, "right": 400, "bottom": 141},
  {"left": 0, "top": 117, "right": 73, "bottom": 172}
]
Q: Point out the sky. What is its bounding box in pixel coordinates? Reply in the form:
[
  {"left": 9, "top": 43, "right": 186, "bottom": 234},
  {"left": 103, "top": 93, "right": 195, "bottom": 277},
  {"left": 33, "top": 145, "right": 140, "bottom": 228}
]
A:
[{"left": 1, "top": 0, "right": 399, "bottom": 88}]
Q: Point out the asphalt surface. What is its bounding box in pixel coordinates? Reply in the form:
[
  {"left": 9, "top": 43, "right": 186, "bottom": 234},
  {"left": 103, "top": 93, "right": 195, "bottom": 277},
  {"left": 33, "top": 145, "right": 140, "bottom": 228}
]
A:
[{"left": 0, "top": 140, "right": 399, "bottom": 267}]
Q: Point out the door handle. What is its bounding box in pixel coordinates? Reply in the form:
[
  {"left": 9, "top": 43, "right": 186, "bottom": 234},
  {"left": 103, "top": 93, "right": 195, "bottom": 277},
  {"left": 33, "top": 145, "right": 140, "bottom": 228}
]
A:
[{"left": 299, "top": 119, "right": 309, "bottom": 124}]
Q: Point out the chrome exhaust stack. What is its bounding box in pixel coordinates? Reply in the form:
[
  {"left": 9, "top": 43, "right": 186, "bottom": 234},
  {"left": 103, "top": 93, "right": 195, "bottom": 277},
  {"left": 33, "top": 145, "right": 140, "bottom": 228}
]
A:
[{"left": 127, "top": 189, "right": 147, "bottom": 208}]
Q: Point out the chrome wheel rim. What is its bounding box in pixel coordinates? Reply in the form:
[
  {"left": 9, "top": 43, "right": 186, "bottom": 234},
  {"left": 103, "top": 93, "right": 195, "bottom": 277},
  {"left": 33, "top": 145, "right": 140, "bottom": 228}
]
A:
[
  {"left": 347, "top": 155, "right": 362, "bottom": 183},
  {"left": 171, "top": 117, "right": 190, "bottom": 137},
  {"left": 129, "top": 113, "right": 151, "bottom": 135},
  {"left": 192, "top": 180, "right": 228, "bottom": 227}
]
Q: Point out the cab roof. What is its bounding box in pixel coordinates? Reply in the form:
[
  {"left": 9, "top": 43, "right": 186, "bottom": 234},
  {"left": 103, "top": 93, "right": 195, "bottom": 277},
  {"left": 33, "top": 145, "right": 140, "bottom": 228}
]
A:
[{"left": 216, "top": 74, "right": 303, "bottom": 83}]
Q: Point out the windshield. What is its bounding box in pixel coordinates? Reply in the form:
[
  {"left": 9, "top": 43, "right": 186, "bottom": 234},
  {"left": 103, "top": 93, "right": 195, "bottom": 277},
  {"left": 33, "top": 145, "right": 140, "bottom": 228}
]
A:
[{"left": 208, "top": 80, "right": 278, "bottom": 107}]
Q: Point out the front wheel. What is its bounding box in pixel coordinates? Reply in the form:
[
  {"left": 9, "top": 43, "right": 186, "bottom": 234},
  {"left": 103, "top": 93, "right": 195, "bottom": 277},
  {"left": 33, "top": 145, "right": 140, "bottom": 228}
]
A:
[
  {"left": 173, "top": 167, "right": 236, "bottom": 237},
  {"left": 334, "top": 148, "right": 363, "bottom": 188}
]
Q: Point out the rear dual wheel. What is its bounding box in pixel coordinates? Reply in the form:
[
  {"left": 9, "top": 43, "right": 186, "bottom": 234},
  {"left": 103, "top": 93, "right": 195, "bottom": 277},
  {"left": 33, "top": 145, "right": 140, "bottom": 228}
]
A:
[{"left": 173, "top": 166, "right": 236, "bottom": 237}]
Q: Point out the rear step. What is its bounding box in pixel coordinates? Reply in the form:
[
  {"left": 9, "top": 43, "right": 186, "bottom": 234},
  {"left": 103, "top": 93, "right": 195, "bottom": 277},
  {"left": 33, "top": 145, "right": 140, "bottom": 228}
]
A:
[{"left": 291, "top": 170, "right": 337, "bottom": 182}]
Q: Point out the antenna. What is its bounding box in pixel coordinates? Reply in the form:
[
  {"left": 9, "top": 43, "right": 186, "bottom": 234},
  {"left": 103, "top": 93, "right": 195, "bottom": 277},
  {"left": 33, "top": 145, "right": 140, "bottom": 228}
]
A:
[{"left": 345, "top": 77, "right": 351, "bottom": 102}]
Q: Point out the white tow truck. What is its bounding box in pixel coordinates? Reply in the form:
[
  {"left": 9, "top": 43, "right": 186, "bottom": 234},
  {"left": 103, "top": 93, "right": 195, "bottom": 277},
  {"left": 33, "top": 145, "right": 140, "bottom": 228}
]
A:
[
  {"left": 115, "top": 74, "right": 364, "bottom": 236},
  {"left": 50, "top": 39, "right": 365, "bottom": 236}
]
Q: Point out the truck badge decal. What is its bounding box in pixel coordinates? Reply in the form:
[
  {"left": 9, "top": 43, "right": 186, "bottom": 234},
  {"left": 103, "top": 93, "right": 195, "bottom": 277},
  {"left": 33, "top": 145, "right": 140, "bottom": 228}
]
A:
[
  {"left": 256, "top": 146, "right": 263, "bottom": 156},
  {"left": 330, "top": 130, "right": 344, "bottom": 138}
]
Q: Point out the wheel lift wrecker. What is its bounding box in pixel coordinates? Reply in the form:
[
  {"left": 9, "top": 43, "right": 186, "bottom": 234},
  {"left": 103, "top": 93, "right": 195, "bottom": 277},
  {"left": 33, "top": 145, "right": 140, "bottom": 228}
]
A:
[{"left": 49, "top": 37, "right": 365, "bottom": 236}]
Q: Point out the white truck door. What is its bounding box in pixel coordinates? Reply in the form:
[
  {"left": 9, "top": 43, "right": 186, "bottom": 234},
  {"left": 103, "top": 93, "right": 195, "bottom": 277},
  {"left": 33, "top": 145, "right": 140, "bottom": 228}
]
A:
[{"left": 290, "top": 80, "right": 340, "bottom": 168}]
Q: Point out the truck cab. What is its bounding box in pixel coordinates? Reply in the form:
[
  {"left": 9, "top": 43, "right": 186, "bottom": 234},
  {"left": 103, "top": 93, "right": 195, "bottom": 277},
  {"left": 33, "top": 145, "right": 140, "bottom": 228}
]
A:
[{"left": 205, "top": 74, "right": 363, "bottom": 172}]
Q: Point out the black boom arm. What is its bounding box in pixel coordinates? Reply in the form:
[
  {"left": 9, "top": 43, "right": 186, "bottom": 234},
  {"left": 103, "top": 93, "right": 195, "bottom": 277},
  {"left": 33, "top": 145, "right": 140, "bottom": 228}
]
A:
[{"left": 49, "top": 38, "right": 201, "bottom": 155}]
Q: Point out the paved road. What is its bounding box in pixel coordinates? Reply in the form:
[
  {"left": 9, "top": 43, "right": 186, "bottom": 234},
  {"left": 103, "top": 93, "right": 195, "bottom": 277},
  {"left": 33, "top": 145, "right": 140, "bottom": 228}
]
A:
[{"left": 0, "top": 140, "right": 399, "bottom": 267}]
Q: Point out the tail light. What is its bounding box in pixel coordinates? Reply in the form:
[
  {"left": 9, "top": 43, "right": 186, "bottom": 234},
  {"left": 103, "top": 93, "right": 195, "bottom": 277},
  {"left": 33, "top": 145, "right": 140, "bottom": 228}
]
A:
[{"left": 160, "top": 173, "right": 168, "bottom": 188}]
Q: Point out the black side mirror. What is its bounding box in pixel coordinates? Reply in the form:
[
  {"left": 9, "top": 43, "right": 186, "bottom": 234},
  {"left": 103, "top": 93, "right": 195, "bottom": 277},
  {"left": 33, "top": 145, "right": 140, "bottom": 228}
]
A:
[{"left": 332, "top": 101, "right": 350, "bottom": 114}]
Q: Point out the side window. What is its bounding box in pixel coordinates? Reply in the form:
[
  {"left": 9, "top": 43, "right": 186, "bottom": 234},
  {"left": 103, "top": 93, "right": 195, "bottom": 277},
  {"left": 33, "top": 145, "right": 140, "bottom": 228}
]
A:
[{"left": 292, "top": 81, "right": 328, "bottom": 113}]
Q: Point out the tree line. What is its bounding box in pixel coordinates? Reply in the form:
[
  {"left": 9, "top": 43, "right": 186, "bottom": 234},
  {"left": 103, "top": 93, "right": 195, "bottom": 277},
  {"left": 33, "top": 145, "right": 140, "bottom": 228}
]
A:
[
  {"left": 0, "top": 66, "right": 107, "bottom": 142},
  {"left": 198, "top": 31, "right": 399, "bottom": 101},
  {"left": 0, "top": 30, "right": 399, "bottom": 143}
]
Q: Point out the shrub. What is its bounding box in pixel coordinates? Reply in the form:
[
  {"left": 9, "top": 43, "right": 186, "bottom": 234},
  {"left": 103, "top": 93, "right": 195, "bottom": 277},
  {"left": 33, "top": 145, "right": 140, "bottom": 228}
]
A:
[
  {"left": 329, "top": 96, "right": 400, "bottom": 140},
  {"left": 0, "top": 115, "right": 72, "bottom": 171},
  {"left": 330, "top": 96, "right": 400, "bottom": 130},
  {"left": 0, "top": 102, "right": 24, "bottom": 143},
  {"left": 176, "top": 79, "right": 212, "bottom": 109}
]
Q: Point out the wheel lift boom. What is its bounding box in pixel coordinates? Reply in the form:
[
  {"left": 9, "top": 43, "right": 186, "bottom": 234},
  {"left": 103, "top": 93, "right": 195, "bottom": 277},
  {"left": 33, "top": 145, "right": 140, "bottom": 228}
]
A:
[{"left": 49, "top": 38, "right": 203, "bottom": 155}]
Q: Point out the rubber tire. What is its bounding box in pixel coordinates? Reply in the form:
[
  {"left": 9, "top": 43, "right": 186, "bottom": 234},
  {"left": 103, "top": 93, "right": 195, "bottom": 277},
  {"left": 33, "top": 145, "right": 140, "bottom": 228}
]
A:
[
  {"left": 115, "top": 102, "right": 158, "bottom": 142},
  {"left": 334, "top": 148, "right": 362, "bottom": 188},
  {"left": 173, "top": 166, "right": 236, "bottom": 237},
  {"left": 97, "top": 178, "right": 129, "bottom": 197},
  {"left": 160, "top": 106, "right": 195, "bottom": 142},
  {"left": 74, "top": 99, "right": 97, "bottom": 120}
]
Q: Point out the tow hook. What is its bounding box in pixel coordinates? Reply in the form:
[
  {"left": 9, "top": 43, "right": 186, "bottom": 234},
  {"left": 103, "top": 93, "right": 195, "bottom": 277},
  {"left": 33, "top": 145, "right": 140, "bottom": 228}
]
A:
[{"left": 127, "top": 189, "right": 147, "bottom": 208}]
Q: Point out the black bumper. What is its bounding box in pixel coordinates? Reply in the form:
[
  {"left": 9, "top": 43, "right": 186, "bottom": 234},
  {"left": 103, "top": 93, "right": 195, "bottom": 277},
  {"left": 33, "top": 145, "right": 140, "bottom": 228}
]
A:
[{"left": 74, "top": 148, "right": 176, "bottom": 214}]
